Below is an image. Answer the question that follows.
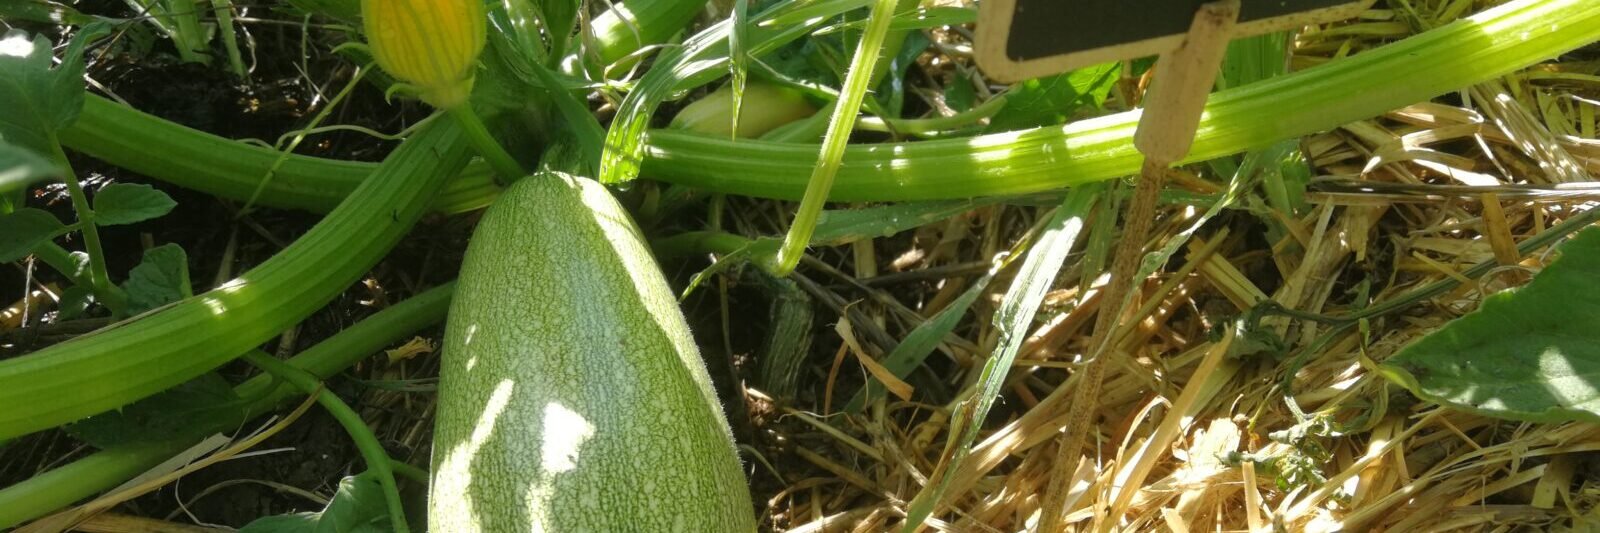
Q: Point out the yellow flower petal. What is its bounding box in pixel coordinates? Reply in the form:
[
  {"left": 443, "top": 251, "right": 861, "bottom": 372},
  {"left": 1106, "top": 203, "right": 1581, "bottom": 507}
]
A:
[{"left": 361, "top": 0, "right": 486, "bottom": 109}]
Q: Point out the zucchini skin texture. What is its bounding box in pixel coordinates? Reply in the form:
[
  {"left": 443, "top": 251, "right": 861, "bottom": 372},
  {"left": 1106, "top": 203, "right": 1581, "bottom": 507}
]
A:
[{"left": 431, "top": 172, "right": 755, "bottom": 532}]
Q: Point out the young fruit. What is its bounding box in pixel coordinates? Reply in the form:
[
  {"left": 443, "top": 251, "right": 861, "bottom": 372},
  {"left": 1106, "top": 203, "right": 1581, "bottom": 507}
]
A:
[
  {"left": 431, "top": 172, "right": 756, "bottom": 531},
  {"left": 671, "top": 81, "right": 817, "bottom": 139}
]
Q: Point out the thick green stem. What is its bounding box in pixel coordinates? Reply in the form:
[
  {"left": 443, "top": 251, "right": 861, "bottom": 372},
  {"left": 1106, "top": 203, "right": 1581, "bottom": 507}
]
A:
[
  {"left": 446, "top": 106, "right": 525, "bottom": 180},
  {"left": 209, "top": 0, "right": 247, "bottom": 77},
  {"left": 242, "top": 352, "right": 409, "bottom": 533},
  {"left": 0, "top": 119, "right": 472, "bottom": 440},
  {"left": 46, "top": 140, "right": 115, "bottom": 312},
  {"left": 0, "top": 283, "right": 453, "bottom": 528},
  {"left": 653, "top": 230, "right": 754, "bottom": 258},
  {"left": 59, "top": 0, "right": 1600, "bottom": 208},
  {"left": 770, "top": 0, "right": 899, "bottom": 275},
  {"left": 29, "top": 243, "right": 129, "bottom": 313}
]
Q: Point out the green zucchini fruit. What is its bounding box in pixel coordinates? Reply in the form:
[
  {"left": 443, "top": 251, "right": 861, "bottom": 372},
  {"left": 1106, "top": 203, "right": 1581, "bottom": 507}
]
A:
[{"left": 431, "top": 172, "right": 755, "bottom": 531}]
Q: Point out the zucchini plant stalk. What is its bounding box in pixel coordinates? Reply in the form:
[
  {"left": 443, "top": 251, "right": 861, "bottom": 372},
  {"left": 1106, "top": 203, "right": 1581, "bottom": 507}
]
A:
[
  {"left": 0, "top": 283, "right": 455, "bottom": 528},
  {"left": 361, "top": 0, "right": 524, "bottom": 179},
  {"left": 44, "top": 136, "right": 119, "bottom": 312},
  {"left": 243, "top": 352, "right": 410, "bottom": 533},
  {"left": 0, "top": 118, "right": 473, "bottom": 440},
  {"left": 58, "top": 0, "right": 1600, "bottom": 208},
  {"left": 769, "top": 0, "right": 899, "bottom": 275}
]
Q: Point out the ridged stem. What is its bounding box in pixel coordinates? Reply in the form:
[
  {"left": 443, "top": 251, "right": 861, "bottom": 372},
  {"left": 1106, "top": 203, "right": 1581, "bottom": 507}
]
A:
[
  {"left": 0, "top": 283, "right": 453, "bottom": 528},
  {"left": 0, "top": 119, "right": 471, "bottom": 440},
  {"left": 58, "top": 0, "right": 1600, "bottom": 208},
  {"left": 447, "top": 105, "right": 525, "bottom": 180}
]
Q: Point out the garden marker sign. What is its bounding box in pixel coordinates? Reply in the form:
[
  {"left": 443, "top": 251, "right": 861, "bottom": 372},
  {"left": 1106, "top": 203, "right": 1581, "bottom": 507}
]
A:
[
  {"left": 975, "top": 0, "right": 1374, "bottom": 82},
  {"left": 997, "top": 1, "right": 1373, "bottom": 527}
]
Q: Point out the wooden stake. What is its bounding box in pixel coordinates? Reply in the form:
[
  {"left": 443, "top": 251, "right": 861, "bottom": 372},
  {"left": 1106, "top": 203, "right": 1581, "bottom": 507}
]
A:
[{"left": 1035, "top": 2, "right": 1239, "bottom": 531}]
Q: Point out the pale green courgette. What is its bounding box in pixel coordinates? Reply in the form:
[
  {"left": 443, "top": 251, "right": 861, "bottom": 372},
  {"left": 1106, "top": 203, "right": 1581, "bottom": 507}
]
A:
[{"left": 431, "top": 172, "right": 755, "bottom": 531}]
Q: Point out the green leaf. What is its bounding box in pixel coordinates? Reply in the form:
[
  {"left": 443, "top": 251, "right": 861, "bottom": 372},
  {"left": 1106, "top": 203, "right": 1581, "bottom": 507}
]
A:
[
  {"left": 0, "top": 23, "right": 107, "bottom": 157},
  {"left": 943, "top": 78, "right": 975, "bottom": 113},
  {"left": 598, "top": 0, "right": 859, "bottom": 184},
  {"left": 811, "top": 198, "right": 1002, "bottom": 246},
  {"left": 1220, "top": 32, "right": 1289, "bottom": 89},
  {"left": 56, "top": 285, "right": 93, "bottom": 320},
  {"left": 65, "top": 372, "right": 243, "bottom": 448},
  {"left": 0, "top": 140, "right": 62, "bottom": 195},
  {"left": 901, "top": 183, "right": 1100, "bottom": 530},
  {"left": 239, "top": 472, "right": 392, "bottom": 533},
  {"left": 1380, "top": 227, "right": 1600, "bottom": 423},
  {"left": 121, "top": 243, "right": 191, "bottom": 315},
  {"left": 844, "top": 272, "right": 992, "bottom": 412},
  {"left": 0, "top": 0, "right": 100, "bottom": 26},
  {"left": 92, "top": 183, "right": 176, "bottom": 225},
  {"left": 0, "top": 208, "right": 67, "bottom": 262},
  {"left": 815, "top": 6, "right": 976, "bottom": 35},
  {"left": 986, "top": 62, "right": 1119, "bottom": 133}
]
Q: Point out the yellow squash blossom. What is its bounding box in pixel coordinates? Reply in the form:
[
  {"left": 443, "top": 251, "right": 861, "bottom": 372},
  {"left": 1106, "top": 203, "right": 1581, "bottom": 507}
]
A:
[{"left": 361, "top": 0, "right": 487, "bottom": 109}]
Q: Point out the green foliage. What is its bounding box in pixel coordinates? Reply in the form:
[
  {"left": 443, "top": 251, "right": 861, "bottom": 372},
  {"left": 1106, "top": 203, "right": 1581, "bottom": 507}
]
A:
[
  {"left": 986, "top": 62, "right": 1119, "bottom": 132},
  {"left": 1220, "top": 32, "right": 1289, "bottom": 89},
  {"left": 810, "top": 198, "right": 1002, "bottom": 246},
  {"left": 92, "top": 183, "right": 176, "bottom": 226},
  {"left": 0, "top": 0, "right": 98, "bottom": 26},
  {"left": 0, "top": 140, "right": 60, "bottom": 195},
  {"left": 0, "top": 208, "right": 67, "bottom": 262},
  {"left": 0, "top": 24, "right": 105, "bottom": 157},
  {"left": 56, "top": 285, "right": 94, "bottom": 320},
  {"left": 121, "top": 243, "right": 191, "bottom": 315},
  {"left": 599, "top": 0, "right": 860, "bottom": 185},
  {"left": 122, "top": 0, "right": 209, "bottom": 63},
  {"left": 943, "top": 78, "right": 975, "bottom": 113},
  {"left": 844, "top": 272, "right": 992, "bottom": 412},
  {"left": 1381, "top": 228, "right": 1600, "bottom": 423},
  {"left": 239, "top": 472, "right": 393, "bottom": 533},
  {"left": 65, "top": 372, "right": 242, "bottom": 448},
  {"left": 284, "top": 0, "right": 360, "bottom": 23},
  {"left": 902, "top": 184, "right": 1101, "bottom": 530},
  {"left": 815, "top": 6, "right": 974, "bottom": 34}
]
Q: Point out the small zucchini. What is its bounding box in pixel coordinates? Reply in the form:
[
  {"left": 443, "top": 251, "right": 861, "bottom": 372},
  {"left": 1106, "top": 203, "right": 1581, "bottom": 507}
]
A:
[{"left": 431, "top": 172, "right": 755, "bottom": 531}]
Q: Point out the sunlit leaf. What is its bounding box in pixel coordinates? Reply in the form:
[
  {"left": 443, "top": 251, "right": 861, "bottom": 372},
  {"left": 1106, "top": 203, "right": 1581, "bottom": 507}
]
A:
[
  {"left": 0, "top": 23, "right": 107, "bottom": 157},
  {"left": 986, "top": 62, "right": 1119, "bottom": 132},
  {"left": 1380, "top": 227, "right": 1600, "bottom": 423}
]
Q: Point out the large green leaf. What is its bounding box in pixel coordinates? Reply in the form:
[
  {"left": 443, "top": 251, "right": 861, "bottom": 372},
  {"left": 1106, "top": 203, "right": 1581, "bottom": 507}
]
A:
[
  {"left": 238, "top": 472, "right": 392, "bottom": 533},
  {"left": 0, "top": 24, "right": 105, "bottom": 157},
  {"left": 65, "top": 372, "right": 243, "bottom": 448},
  {"left": 1380, "top": 227, "right": 1600, "bottom": 423}
]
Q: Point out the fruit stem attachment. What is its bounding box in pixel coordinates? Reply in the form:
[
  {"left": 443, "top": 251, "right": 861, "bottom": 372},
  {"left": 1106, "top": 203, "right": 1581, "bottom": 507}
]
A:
[{"left": 447, "top": 106, "right": 525, "bottom": 180}]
